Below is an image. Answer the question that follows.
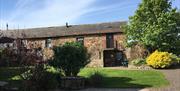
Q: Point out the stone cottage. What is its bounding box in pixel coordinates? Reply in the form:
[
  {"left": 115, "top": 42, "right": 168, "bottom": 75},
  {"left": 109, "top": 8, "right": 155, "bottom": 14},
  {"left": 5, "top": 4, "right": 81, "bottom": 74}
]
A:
[{"left": 2, "top": 21, "right": 145, "bottom": 67}]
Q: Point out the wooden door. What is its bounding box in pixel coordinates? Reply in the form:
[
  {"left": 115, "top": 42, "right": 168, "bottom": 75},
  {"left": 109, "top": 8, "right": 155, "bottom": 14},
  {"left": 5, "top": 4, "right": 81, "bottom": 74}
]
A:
[{"left": 103, "top": 50, "right": 116, "bottom": 67}]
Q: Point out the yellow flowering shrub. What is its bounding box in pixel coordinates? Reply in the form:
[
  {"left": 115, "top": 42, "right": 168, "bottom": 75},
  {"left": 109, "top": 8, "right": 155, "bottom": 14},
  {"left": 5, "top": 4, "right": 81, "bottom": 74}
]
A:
[{"left": 146, "top": 50, "right": 173, "bottom": 68}]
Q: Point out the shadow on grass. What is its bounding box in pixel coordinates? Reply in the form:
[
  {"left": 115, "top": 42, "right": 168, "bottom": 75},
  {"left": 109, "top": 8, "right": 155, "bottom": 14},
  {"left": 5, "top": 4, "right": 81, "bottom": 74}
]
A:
[
  {"left": 102, "top": 77, "right": 152, "bottom": 88},
  {"left": 93, "top": 77, "right": 152, "bottom": 88}
]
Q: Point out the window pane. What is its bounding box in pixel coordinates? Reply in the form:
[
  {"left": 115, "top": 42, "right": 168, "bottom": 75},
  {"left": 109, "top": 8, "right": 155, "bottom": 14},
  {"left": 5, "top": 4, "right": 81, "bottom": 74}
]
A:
[
  {"left": 45, "top": 39, "right": 51, "bottom": 48},
  {"left": 76, "top": 37, "right": 84, "bottom": 45},
  {"left": 106, "top": 34, "right": 114, "bottom": 48}
]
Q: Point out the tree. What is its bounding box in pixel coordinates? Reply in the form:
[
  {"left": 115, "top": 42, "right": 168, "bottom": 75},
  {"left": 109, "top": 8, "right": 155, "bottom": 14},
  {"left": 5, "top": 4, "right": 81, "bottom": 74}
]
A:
[
  {"left": 124, "top": 0, "right": 180, "bottom": 54},
  {"left": 176, "top": 10, "right": 180, "bottom": 25}
]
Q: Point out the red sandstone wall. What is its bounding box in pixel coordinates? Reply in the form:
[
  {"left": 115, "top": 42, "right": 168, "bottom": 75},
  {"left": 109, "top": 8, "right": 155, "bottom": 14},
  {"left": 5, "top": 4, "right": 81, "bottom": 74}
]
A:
[{"left": 24, "top": 33, "right": 128, "bottom": 67}]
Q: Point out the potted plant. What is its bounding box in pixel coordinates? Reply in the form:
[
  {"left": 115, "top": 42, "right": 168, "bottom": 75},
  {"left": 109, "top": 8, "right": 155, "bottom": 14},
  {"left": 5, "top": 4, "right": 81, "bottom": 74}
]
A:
[{"left": 50, "top": 42, "right": 90, "bottom": 89}]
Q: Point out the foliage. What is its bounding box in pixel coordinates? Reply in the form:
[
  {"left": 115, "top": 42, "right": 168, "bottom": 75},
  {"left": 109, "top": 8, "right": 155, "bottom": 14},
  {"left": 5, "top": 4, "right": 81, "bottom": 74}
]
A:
[
  {"left": 0, "top": 48, "right": 15, "bottom": 66},
  {"left": 50, "top": 42, "right": 90, "bottom": 77},
  {"left": 146, "top": 50, "right": 178, "bottom": 68},
  {"left": 88, "top": 71, "right": 104, "bottom": 87},
  {"left": 176, "top": 11, "right": 180, "bottom": 27},
  {"left": 0, "top": 48, "right": 43, "bottom": 67},
  {"left": 20, "top": 64, "right": 59, "bottom": 91},
  {"left": 131, "top": 58, "right": 146, "bottom": 66},
  {"left": 124, "top": 0, "right": 180, "bottom": 54},
  {"left": 171, "top": 54, "right": 180, "bottom": 64}
]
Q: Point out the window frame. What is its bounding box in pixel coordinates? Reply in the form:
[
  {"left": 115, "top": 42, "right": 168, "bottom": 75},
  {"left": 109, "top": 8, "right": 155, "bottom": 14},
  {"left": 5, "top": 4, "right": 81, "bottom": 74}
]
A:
[
  {"left": 76, "top": 36, "right": 84, "bottom": 46},
  {"left": 45, "top": 38, "right": 52, "bottom": 48},
  {"left": 106, "top": 34, "right": 114, "bottom": 48}
]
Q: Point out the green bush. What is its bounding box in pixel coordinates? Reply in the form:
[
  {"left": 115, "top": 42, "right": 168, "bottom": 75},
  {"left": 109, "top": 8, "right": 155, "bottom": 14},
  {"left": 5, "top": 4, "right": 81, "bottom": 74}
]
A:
[
  {"left": 177, "top": 58, "right": 180, "bottom": 63},
  {"left": 0, "top": 48, "right": 42, "bottom": 67},
  {"left": 0, "top": 48, "right": 12, "bottom": 66},
  {"left": 20, "top": 64, "right": 59, "bottom": 91},
  {"left": 146, "top": 50, "right": 177, "bottom": 68},
  {"left": 131, "top": 58, "right": 146, "bottom": 66},
  {"left": 50, "top": 42, "right": 90, "bottom": 77},
  {"left": 171, "top": 54, "right": 180, "bottom": 64}
]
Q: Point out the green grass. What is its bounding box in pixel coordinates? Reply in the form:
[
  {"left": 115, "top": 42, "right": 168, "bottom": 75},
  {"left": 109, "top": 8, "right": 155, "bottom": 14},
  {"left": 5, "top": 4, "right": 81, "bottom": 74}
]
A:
[
  {"left": 0, "top": 67, "right": 169, "bottom": 88},
  {"left": 79, "top": 68, "right": 169, "bottom": 88}
]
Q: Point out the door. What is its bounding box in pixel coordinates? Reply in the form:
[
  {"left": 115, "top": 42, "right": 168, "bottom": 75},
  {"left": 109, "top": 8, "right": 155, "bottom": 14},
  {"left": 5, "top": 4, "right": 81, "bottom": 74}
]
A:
[
  {"left": 103, "top": 49, "right": 125, "bottom": 67},
  {"left": 106, "top": 34, "right": 114, "bottom": 48},
  {"left": 103, "top": 50, "right": 116, "bottom": 67}
]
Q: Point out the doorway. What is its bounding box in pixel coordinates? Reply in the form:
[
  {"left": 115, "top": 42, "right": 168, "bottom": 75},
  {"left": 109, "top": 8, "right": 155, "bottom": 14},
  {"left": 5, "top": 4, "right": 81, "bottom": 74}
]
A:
[{"left": 103, "top": 49, "right": 125, "bottom": 67}]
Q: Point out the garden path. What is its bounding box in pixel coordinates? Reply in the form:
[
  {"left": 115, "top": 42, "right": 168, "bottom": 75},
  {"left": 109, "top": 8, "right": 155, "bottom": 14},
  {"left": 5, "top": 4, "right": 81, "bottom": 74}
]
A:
[{"left": 149, "top": 68, "right": 180, "bottom": 91}]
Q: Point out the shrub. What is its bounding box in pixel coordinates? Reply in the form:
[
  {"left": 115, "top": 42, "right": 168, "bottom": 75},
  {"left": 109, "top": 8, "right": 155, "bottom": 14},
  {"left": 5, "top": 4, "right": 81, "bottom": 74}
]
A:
[
  {"left": 171, "top": 54, "right": 180, "bottom": 65},
  {"left": 20, "top": 64, "right": 59, "bottom": 91},
  {"left": 0, "top": 47, "right": 43, "bottom": 67},
  {"left": 88, "top": 71, "right": 104, "bottom": 87},
  {"left": 131, "top": 58, "right": 146, "bottom": 66},
  {"left": 0, "top": 48, "right": 14, "bottom": 66},
  {"left": 50, "top": 42, "right": 90, "bottom": 77},
  {"left": 146, "top": 50, "right": 175, "bottom": 68},
  {"left": 178, "top": 58, "right": 180, "bottom": 64}
]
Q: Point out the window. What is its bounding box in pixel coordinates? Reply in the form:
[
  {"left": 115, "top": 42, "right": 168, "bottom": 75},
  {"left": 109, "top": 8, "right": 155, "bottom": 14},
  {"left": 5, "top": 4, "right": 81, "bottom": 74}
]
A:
[
  {"left": 106, "top": 34, "right": 114, "bottom": 48},
  {"left": 76, "top": 37, "right": 84, "bottom": 45},
  {"left": 22, "top": 40, "right": 27, "bottom": 47},
  {"left": 45, "top": 39, "right": 52, "bottom": 48},
  {"left": 116, "top": 52, "right": 123, "bottom": 61}
]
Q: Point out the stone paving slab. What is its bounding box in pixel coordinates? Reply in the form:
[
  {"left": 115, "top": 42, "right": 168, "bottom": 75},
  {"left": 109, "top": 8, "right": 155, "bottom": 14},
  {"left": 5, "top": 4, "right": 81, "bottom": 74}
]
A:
[{"left": 0, "top": 81, "right": 8, "bottom": 87}]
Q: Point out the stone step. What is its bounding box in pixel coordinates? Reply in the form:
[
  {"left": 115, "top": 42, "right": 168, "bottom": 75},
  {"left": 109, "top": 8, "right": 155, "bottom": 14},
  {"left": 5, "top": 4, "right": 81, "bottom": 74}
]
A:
[
  {"left": 0, "top": 81, "right": 8, "bottom": 91},
  {"left": 0, "top": 81, "right": 8, "bottom": 87}
]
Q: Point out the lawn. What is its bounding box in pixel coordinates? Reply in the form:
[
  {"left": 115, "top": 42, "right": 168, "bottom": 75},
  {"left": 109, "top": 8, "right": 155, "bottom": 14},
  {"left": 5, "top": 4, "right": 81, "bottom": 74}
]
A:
[
  {"left": 0, "top": 67, "right": 169, "bottom": 88},
  {"left": 79, "top": 68, "right": 169, "bottom": 88}
]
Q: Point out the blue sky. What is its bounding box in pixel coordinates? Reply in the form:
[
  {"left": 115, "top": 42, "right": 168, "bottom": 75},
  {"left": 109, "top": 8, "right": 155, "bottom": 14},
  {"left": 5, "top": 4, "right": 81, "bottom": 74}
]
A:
[{"left": 0, "top": 0, "right": 180, "bottom": 29}]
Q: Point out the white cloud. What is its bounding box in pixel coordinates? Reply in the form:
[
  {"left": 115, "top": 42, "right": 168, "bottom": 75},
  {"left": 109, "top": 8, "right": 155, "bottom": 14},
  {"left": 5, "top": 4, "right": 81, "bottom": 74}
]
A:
[
  {"left": 1, "top": 0, "right": 95, "bottom": 29},
  {"left": 82, "top": 1, "right": 138, "bottom": 17},
  {"left": 0, "top": 0, "right": 138, "bottom": 30}
]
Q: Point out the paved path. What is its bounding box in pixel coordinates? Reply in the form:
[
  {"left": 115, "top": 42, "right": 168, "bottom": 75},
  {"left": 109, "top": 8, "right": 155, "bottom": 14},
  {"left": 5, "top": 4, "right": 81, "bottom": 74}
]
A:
[
  {"left": 0, "top": 81, "right": 8, "bottom": 91},
  {"left": 0, "top": 81, "right": 8, "bottom": 87},
  {"left": 148, "top": 68, "right": 180, "bottom": 91}
]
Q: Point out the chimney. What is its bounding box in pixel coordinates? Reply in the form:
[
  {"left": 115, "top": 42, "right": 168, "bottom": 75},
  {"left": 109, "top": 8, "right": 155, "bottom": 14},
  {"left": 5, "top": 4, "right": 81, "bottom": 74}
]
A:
[
  {"left": 6, "top": 23, "right": 8, "bottom": 30},
  {"left": 66, "top": 22, "right": 69, "bottom": 28}
]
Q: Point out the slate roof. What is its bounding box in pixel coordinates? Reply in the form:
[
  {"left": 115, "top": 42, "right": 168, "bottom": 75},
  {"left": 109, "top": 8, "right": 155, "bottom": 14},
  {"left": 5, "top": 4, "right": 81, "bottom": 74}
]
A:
[
  {"left": 1, "top": 21, "right": 126, "bottom": 39},
  {"left": 0, "top": 37, "right": 14, "bottom": 43}
]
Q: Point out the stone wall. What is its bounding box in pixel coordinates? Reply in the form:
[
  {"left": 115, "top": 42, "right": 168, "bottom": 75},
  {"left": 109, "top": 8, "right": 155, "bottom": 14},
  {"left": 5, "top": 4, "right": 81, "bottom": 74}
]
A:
[
  {"left": 52, "top": 37, "right": 76, "bottom": 46},
  {"left": 26, "top": 39, "right": 45, "bottom": 49},
  {"left": 114, "top": 34, "right": 146, "bottom": 61},
  {"left": 23, "top": 33, "right": 132, "bottom": 67},
  {"left": 84, "top": 34, "right": 105, "bottom": 67},
  {"left": 125, "top": 44, "right": 147, "bottom": 61},
  {"left": 83, "top": 33, "right": 126, "bottom": 67},
  {"left": 114, "top": 33, "right": 126, "bottom": 50}
]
